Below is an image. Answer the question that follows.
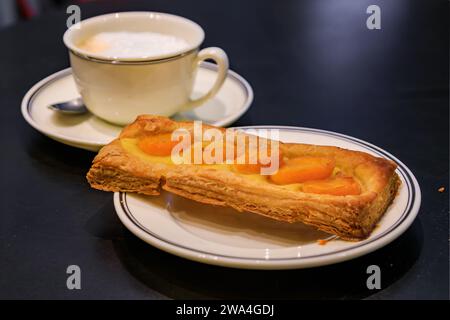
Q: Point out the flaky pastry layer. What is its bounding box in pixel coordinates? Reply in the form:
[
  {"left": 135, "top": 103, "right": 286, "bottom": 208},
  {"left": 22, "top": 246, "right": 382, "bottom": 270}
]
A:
[{"left": 87, "top": 115, "right": 400, "bottom": 240}]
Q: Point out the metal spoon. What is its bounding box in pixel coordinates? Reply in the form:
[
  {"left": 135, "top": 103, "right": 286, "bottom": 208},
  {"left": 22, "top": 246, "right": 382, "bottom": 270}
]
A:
[{"left": 48, "top": 98, "right": 88, "bottom": 114}]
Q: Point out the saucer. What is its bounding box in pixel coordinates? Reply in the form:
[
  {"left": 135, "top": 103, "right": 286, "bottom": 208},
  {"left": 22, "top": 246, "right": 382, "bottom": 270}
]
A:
[{"left": 21, "top": 62, "right": 253, "bottom": 151}]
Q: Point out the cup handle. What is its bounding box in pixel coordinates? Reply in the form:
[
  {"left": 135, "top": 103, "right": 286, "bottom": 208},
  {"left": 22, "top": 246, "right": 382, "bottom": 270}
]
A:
[{"left": 181, "top": 47, "right": 229, "bottom": 111}]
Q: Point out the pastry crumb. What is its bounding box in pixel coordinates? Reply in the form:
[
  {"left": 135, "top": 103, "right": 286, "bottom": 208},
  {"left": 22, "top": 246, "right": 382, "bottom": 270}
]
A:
[
  {"left": 317, "top": 235, "right": 339, "bottom": 245},
  {"left": 438, "top": 186, "right": 445, "bottom": 193}
]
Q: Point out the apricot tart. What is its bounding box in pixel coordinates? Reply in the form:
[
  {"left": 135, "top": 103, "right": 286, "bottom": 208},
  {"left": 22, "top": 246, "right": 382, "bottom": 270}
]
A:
[{"left": 87, "top": 115, "right": 400, "bottom": 240}]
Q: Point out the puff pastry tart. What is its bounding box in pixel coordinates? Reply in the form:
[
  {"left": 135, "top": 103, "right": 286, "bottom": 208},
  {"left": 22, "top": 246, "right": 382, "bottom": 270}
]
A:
[{"left": 87, "top": 115, "right": 400, "bottom": 240}]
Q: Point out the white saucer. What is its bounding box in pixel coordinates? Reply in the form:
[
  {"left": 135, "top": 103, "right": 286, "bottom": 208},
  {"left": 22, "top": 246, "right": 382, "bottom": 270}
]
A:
[
  {"left": 114, "top": 126, "right": 421, "bottom": 270},
  {"left": 21, "top": 62, "right": 253, "bottom": 151}
]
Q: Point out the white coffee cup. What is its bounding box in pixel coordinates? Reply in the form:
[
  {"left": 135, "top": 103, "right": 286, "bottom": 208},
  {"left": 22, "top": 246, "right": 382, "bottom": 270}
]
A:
[{"left": 63, "top": 12, "right": 229, "bottom": 125}]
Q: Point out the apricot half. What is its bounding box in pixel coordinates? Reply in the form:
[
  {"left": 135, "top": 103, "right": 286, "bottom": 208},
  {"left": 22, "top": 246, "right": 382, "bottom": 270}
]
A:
[
  {"left": 137, "top": 134, "right": 181, "bottom": 157},
  {"left": 269, "top": 156, "right": 335, "bottom": 184},
  {"left": 233, "top": 145, "right": 283, "bottom": 174},
  {"left": 301, "top": 176, "right": 361, "bottom": 196}
]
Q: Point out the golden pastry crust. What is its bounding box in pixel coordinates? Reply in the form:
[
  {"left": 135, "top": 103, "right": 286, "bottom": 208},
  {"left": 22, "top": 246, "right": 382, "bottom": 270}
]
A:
[{"left": 87, "top": 115, "right": 400, "bottom": 240}]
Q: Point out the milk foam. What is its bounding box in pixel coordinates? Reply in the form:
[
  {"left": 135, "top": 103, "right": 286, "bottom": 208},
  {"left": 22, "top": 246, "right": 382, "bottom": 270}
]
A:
[{"left": 78, "top": 31, "right": 189, "bottom": 58}]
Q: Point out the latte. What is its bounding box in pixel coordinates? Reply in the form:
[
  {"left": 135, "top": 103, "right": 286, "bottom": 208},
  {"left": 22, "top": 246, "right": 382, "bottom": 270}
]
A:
[{"left": 77, "top": 31, "right": 189, "bottom": 59}]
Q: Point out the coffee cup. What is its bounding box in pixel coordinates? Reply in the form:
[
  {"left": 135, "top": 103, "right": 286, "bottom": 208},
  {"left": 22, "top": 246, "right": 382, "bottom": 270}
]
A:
[{"left": 63, "top": 12, "right": 229, "bottom": 125}]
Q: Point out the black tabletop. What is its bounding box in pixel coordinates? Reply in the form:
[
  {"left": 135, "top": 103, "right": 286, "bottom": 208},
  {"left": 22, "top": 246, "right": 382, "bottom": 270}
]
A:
[{"left": 0, "top": 0, "right": 448, "bottom": 300}]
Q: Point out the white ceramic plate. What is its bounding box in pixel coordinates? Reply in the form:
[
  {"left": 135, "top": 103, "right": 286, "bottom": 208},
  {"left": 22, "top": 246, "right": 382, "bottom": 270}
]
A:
[
  {"left": 21, "top": 62, "right": 253, "bottom": 151},
  {"left": 113, "top": 126, "right": 421, "bottom": 270}
]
